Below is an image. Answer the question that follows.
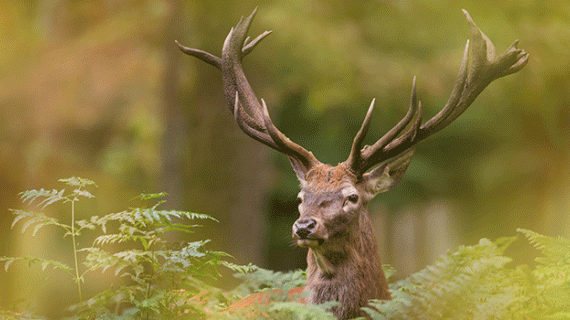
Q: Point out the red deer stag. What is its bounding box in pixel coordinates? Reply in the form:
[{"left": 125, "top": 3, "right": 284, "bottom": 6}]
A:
[{"left": 177, "top": 8, "right": 528, "bottom": 320}]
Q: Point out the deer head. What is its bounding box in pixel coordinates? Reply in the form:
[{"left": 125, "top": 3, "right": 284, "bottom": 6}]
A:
[{"left": 177, "top": 8, "right": 528, "bottom": 320}]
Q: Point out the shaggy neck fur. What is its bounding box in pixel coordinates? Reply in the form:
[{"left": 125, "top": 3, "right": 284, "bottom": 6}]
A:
[{"left": 305, "top": 210, "right": 390, "bottom": 320}]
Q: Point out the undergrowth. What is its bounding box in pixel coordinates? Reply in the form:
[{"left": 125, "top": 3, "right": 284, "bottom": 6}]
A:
[
  {"left": 1, "top": 178, "right": 569, "bottom": 319},
  {"left": 364, "top": 232, "right": 570, "bottom": 319}
]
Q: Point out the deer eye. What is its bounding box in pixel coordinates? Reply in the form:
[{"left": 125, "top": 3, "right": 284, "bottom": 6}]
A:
[
  {"left": 347, "top": 194, "right": 359, "bottom": 204},
  {"left": 348, "top": 194, "right": 359, "bottom": 203}
]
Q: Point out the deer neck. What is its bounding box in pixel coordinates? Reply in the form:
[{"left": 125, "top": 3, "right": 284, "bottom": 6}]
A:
[{"left": 305, "top": 210, "right": 390, "bottom": 319}]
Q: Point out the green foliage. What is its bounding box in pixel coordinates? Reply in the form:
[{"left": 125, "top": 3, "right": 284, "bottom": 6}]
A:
[
  {"left": 0, "top": 310, "right": 46, "bottom": 320},
  {"left": 364, "top": 237, "right": 516, "bottom": 319},
  {"left": 220, "top": 266, "right": 332, "bottom": 320},
  {"left": 232, "top": 267, "right": 307, "bottom": 294},
  {"left": 268, "top": 301, "right": 339, "bottom": 320},
  {"left": 3, "top": 178, "right": 570, "bottom": 319},
  {"left": 365, "top": 231, "right": 570, "bottom": 320},
  {"left": 5, "top": 177, "right": 98, "bottom": 306},
  {"left": 3, "top": 1, "right": 570, "bottom": 315},
  {"left": 514, "top": 228, "right": 570, "bottom": 318},
  {"left": 1, "top": 178, "right": 231, "bottom": 319}
]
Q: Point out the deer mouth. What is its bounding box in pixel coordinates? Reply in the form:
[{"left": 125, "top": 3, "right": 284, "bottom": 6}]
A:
[{"left": 296, "top": 238, "right": 325, "bottom": 248}]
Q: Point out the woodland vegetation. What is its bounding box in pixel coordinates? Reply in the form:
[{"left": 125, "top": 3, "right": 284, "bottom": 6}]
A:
[
  {"left": 1, "top": 178, "right": 569, "bottom": 319},
  {"left": 1, "top": 0, "right": 569, "bottom": 318}
]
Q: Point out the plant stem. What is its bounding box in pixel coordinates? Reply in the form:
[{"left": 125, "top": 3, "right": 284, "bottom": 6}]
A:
[
  {"left": 71, "top": 199, "right": 83, "bottom": 306},
  {"left": 143, "top": 251, "right": 155, "bottom": 320}
]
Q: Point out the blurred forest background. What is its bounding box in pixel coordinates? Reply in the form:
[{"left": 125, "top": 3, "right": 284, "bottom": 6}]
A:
[{"left": 1, "top": 0, "right": 569, "bottom": 318}]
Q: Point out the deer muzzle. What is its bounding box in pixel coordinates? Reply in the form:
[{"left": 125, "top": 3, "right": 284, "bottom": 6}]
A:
[{"left": 293, "top": 218, "right": 325, "bottom": 247}]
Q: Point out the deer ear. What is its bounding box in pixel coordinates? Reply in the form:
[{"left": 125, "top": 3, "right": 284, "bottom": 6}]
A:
[
  {"left": 363, "top": 147, "right": 415, "bottom": 196},
  {"left": 288, "top": 156, "right": 309, "bottom": 183}
]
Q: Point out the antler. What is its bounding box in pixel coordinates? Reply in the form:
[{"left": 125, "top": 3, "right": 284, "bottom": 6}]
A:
[
  {"left": 346, "top": 10, "right": 529, "bottom": 174},
  {"left": 176, "top": 8, "right": 320, "bottom": 176}
]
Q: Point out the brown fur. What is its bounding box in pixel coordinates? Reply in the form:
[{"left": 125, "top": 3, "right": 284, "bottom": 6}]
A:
[{"left": 294, "top": 164, "right": 390, "bottom": 319}]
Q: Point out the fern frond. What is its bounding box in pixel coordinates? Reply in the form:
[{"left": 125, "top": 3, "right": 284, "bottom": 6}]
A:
[
  {"left": 72, "top": 189, "right": 94, "bottom": 199},
  {"left": 232, "top": 267, "right": 307, "bottom": 297},
  {"left": 92, "top": 233, "right": 147, "bottom": 246},
  {"left": 19, "top": 189, "right": 66, "bottom": 208},
  {"left": 515, "top": 229, "right": 570, "bottom": 317},
  {"left": 58, "top": 177, "right": 96, "bottom": 187},
  {"left": 0, "top": 309, "right": 46, "bottom": 320},
  {"left": 10, "top": 210, "right": 69, "bottom": 235},
  {"left": 518, "top": 228, "right": 570, "bottom": 266},
  {"left": 132, "top": 208, "right": 218, "bottom": 227},
  {"left": 367, "top": 237, "right": 516, "bottom": 319},
  {"left": 154, "top": 241, "right": 209, "bottom": 270},
  {"left": 269, "top": 301, "right": 338, "bottom": 320},
  {"left": 133, "top": 192, "right": 168, "bottom": 201},
  {"left": 0, "top": 256, "right": 72, "bottom": 274},
  {"left": 222, "top": 262, "right": 258, "bottom": 275},
  {"left": 75, "top": 218, "right": 97, "bottom": 231}
]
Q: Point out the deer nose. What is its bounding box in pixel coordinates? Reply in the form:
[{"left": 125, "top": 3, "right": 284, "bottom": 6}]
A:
[{"left": 294, "top": 218, "right": 317, "bottom": 239}]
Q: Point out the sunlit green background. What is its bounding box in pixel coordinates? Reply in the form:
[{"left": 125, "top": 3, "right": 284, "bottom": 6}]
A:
[{"left": 1, "top": 0, "right": 569, "bottom": 318}]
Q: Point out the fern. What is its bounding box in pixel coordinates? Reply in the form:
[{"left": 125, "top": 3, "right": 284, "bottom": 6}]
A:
[
  {"left": 365, "top": 237, "right": 517, "bottom": 319},
  {"left": 19, "top": 188, "right": 66, "bottom": 209},
  {"left": 518, "top": 228, "right": 570, "bottom": 268},
  {"left": 232, "top": 267, "right": 307, "bottom": 296},
  {"left": 513, "top": 228, "right": 570, "bottom": 318},
  {"left": 5, "top": 177, "right": 97, "bottom": 307},
  {"left": 364, "top": 231, "right": 570, "bottom": 320},
  {"left": 10, "top": 210, "right": 69, "bottom": 236},
  {"left": 4, "top": 178, "right": 570, "bottom": 320},
  {"left": 0, "top": 256, "right": 73, "bottom": 274},
  {"left": 269, "top": 301, "right": 339, "bottom": 320},
  {"left": 75, "top": 193, "right": 231, "bottom": 319},
  {"left": 2, "top": 178, "right": 236, "bottom": 319},
  {"left": 0, "top": 310, "right": 46, "bottom": 320}
]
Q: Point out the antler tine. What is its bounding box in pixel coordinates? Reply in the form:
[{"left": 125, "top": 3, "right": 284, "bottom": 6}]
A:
[
  {"left": 422, "top": 39, "right": 470, "bottom": 131},
  {"left": 175, "top": 41, "right": 222, "bottom": 69},
  {"left": 259, "top": 99, "right": 318, "bottom": 167},
  {"left": 347, "top": 98, "right": 375, "bottom": 172},
  {"left": 350, "top": 10, "right": 528, "bottom": 174},
  {"left": 221, "top": 9, "right": 265, "bottom": 120},
  {"left": 348, "top": 78, "right": 421, "bottom": 173},
  {"left": 243, "top": 30, "right": 273, "bottom": 55},
  {"left": 233, "top": 92, "right": 279, "bottom": 148},
  {"left": 370, "top": 78, "right": 420, "bottom": 149},
  {"left": 232, "top": 89, "right": 318, "bottom": 167}
]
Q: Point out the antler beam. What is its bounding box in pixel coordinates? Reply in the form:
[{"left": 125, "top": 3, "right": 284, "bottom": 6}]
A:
[{"left": 176, "top": 8, "right": 320, "bottom": 175}]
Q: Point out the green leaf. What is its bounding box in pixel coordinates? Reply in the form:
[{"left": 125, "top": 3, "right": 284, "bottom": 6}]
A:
[
  {"left": 10, "top": 209, "right": 33, "bottom": 228},
  {"left": 221, "top": 261, "right": 257, "bottom": 274},
  {"left": 19, "top": 189, "right": 66, "bottom": 208},
  {"left": 0, "top": 256, "right": 72, "bottom": 274},
  {"left": 13, "top": 211, "right": 68, "bottom": 235},
  {"left": 73, "top": 189, "right": 94, "bottom": 199},
  {"left": 269, "top": 301, "right": 338, "bottom": 320},
  {"left": 0, "top": 257, "right": 15, "bottom": 271},
  {"left": 59, "top": 177, "right": 96, "bottom": 187},
  {"left": 133, "top": 192, "right": 168, "bottom": 201}
]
